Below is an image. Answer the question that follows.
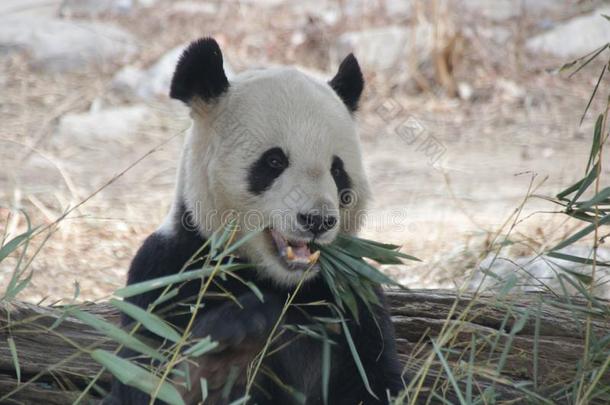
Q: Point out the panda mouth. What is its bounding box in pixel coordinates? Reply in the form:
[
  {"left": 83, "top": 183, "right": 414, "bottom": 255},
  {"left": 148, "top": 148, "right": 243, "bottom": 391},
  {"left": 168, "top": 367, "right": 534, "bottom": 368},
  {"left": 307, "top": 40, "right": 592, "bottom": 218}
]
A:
[{"left": 269, "top": 228, "right": 320, "bottom": 271}]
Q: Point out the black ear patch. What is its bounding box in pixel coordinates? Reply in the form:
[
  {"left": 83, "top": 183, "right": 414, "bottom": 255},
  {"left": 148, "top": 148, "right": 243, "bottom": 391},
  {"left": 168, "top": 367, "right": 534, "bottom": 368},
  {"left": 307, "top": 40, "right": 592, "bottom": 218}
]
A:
[
  {"left": 329, "top": 54, "right": 364, "bottom": 113},
  {"left": 170, "top": 37, "right": 229, "bottom": 103}
]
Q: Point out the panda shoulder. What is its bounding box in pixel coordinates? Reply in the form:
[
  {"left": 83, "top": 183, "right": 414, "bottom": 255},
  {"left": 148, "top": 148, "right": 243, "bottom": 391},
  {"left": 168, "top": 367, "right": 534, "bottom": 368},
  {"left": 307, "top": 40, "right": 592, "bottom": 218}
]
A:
[{"left": 127, "top": 204, "right": 205, "bottom": 285}]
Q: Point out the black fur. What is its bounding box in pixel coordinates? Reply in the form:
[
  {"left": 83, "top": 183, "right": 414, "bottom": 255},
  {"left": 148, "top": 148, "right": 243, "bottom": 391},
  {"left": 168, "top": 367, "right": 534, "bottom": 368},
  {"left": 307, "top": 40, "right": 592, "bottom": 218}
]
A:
[
  {"left": 108, "top": 42, "right": 402, "bottom": 404},
  {"left": 329, "top": 54, "right": 364, "bottom": 112},
  {"left": 170, "top": 37, "right": 229, "bottom": 103},
  {"left": 107, "top": 203, "right": 403, "bottom": 405},
  {"left": 331, "top": 155, "right": 353, "bottom": 207},
  {"left": 247, "top": 147, "right": 289, "bottom": 195}
]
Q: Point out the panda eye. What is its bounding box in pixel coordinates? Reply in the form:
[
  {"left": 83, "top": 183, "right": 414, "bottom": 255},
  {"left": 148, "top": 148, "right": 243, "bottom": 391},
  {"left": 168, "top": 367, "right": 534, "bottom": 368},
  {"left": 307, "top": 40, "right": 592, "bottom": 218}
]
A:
[
  {"left": 330, "top": 157, "right": 344, "bottom": 177},
  {"left": 247, "top": 147, "right": 289, "bottom": 194},
  {"left": 330, "top": 155, "right": 353, "bottom": 207},
  {"left": 266, "top": 153, "right": 287, "bottom": 169}
]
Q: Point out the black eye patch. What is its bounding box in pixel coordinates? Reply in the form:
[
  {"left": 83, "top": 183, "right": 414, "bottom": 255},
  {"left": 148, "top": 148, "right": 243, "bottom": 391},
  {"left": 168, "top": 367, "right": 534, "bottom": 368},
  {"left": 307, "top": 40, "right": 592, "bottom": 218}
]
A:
[
  {"left": 247, "top": 147, "right": 289, "bottom": 195},
  {"left": 331, "top": 156, "right": 353, "bottom": 207}
]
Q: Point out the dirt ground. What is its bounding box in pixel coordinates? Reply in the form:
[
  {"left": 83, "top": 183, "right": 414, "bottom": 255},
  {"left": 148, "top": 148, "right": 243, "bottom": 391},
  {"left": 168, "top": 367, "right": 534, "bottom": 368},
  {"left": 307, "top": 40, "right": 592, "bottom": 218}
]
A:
[{"left": 1, "top": 0, "right": 608, "bottom": 302}]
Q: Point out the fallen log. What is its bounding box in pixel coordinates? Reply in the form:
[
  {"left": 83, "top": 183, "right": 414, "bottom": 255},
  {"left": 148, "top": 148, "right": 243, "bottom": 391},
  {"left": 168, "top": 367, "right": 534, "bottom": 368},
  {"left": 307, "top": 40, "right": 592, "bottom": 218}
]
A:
[{"left": 0, "top": 289, "right": 608, "bottom": 404}]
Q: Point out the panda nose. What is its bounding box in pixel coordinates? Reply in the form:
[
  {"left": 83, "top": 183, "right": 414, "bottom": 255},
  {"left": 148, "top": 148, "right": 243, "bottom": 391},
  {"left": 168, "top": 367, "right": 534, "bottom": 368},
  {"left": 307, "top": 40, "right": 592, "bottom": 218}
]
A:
[{"left": 297, "top": 213, "right": 337, "bottom": 236}]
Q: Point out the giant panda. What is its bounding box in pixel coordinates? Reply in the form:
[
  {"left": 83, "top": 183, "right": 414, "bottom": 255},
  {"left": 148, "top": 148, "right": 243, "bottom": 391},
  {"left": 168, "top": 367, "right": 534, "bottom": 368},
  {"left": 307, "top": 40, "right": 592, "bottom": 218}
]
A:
[{"left": 108, "top": 37, "right": 403, "bottom": 405}]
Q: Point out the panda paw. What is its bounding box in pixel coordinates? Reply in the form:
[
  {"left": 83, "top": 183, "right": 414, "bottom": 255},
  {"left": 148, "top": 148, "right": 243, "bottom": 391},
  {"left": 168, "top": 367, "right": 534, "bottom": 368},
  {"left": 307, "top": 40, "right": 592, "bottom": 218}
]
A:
[{"left": 191, "top": 291, "right": 283, "bottom": 349}]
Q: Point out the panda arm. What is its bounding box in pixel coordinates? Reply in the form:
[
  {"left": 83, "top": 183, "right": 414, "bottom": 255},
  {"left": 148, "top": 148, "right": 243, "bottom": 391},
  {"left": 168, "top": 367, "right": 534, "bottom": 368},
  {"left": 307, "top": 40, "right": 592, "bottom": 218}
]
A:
[
  {"left": 112, "top": 229, "right": 286, "bottom": 404},
  {"left": 181, "top": 292, "right": 284, "bottom": 402},
  {"left": 363, "top": 290, "right": 404, "bottom": 396},
  {"left": 330, "top": 289, "right": 404, "bottom": 405},
  {"left": 122, "top": 226, "right": 206, "bottom": 323},
  {"left": 107, "top": 229, "right": 203, "bottom": 404}
]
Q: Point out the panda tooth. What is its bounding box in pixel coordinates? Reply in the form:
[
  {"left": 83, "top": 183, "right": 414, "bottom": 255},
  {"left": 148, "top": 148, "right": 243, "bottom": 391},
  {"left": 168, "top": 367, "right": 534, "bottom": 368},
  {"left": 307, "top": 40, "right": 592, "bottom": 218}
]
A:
[
  {"left": 308, "top": 250, "right": 320, "bottom": 264},
  {"left": 285, "top": 246, "right": 295, "bottom": 260}
]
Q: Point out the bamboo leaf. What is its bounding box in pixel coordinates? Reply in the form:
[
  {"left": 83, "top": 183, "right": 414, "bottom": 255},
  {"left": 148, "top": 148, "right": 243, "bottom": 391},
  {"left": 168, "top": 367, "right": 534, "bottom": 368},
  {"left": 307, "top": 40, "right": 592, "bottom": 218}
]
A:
[
  {"left": 110, "top": 299, "right": 181, "bottom": 343},
  {"left": 321, "top": 328, "right": 331, "bottom": 405},
  {"left": 0, "top": 230, "right": 33, "bottom": 263},
  {"left": 496, "top": 311, "right": 529, "bottom": 373},
  {"left": 335, "top": 234, "right": 421, "bottom": 262},
  {"left": 91, "top": 349, "right": 185, "bottom": 405},
  {"left": 114, "top": 264, "right": 250, "bottom": 298},
  {"left": 431, "top": 339, "right": 468, "bottom": 405},
  {"left": 580, "top": 63, "right": 606, "bottom": 125},
  {"left": 1, "top": 230, "right": 38, "bottom": 300},
  {"left": 201, "top": 378, "right": 208, "bottom": 402},
  {"left": 546, "top": 251, "right": 610, "bottom": 267},
  {"left": 498, "top": 273, "right": 518, "bottom": 298},
  {"left": 576, "top": 187, "right": 610, "bottom": 210},
  {"left": 572, "top": 162, "right": 601, "bottom": 205},
  {"left": 586, "top": 114, "right": 604, "bottom": 172},
  {"left": 219, "top": 229, "right": 262, "bottom": 257},
  {"left": 70, "top": 309, "right": 164, "bottom": 361},
  {"left": 568, "top": 44, "right": 608, "bottom": 78},
  {"left": 228, "top": 397, "right": 250, "bottom": 405},
  {"left": 466, "top": 335, "right": 475, "bottom": 403},
  {"left": 551, "top": 261, "right": 595, "bottom": 284},
  {"left": 152, "top": 288, "right": 180, "bottom": 307},
  {"left": 4, "top": 273, "right": 34, "bottom": 301},
  {"left": 245, "top": 281, "right": 264, "bottom": 302},
  {"left": 222, "top": 366, "right": 241, "bottom": 400},
  {"left": 210, "top": 221, "right": 237, "bottom": 255},
  {"left": 321, "top": 247, "right": 402, "bottom": 287},
  {"left": 338, "top": 281, "right": 360, "bottom": 322},
  {"left": 549, "top": 213, "right": 610, "bottom": 251},
  {"left": 184, "top": 336, "right": 219, "bottom": 357},
  {"left": 338, "top": 314, "right": 377, "bottom": 400},
  {"left": 7, "top": 337, "right": 20, "bottom": 384},
  {"left": 557, "top": 162, "right": 599, "bottom": 201}
]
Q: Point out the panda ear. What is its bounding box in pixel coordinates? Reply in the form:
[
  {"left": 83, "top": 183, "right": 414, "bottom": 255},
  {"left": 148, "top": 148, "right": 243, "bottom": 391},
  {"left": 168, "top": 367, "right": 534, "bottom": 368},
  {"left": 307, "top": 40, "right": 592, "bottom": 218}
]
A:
[
  {"left": 170, "top": 37, "right": 229, "bottom": 104},
  {"left": 329, "top": 54, "right": 364, "bottom": 113}
]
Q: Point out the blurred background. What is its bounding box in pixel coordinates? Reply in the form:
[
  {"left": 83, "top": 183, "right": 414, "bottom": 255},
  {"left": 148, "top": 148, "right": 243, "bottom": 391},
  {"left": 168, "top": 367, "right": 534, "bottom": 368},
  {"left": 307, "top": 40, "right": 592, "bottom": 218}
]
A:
[{"left": 1, "top": 0, "right": 609, "bottom": 302}]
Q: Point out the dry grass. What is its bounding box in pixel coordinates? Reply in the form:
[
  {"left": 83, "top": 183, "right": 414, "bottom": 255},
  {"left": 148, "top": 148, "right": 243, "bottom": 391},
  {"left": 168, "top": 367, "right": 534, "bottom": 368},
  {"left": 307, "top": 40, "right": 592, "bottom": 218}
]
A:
[{"left": 0, "top": 0, "right": 607, "bottom": 302}]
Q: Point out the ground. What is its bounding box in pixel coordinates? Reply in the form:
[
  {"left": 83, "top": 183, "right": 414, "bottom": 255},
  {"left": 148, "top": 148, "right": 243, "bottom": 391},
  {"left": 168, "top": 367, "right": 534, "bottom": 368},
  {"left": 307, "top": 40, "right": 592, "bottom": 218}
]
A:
[{"left": 1, "top": 0, "right": 609, "bottom": 302}]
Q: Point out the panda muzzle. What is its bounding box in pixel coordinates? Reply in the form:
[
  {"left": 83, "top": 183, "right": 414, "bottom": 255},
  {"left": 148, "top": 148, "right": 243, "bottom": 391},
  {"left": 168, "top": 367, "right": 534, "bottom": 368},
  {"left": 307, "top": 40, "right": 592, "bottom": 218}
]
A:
[{"left": 270, "top": 229, "right": 320, "bottom": 267}]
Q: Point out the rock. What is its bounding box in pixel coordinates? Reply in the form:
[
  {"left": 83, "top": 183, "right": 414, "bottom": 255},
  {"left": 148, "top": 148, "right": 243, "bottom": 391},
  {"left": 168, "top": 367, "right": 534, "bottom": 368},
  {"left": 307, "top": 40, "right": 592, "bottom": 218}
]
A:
[
  {"left": 135, "top": 45, "right": 188, "bottom": 99},
  {"left": 291, "top": 0, "right": 341, "bottom": 25},
  {"left": 336, "top": 24, "right": 433, "bottom": 71},
  {"left": 384, "top": 0, "right": 412, "bottom": 17},
  {"left": 58, "top": 0, "right": 158, "bottom": 16},
  {"left": 112, "top": 43, "right": 235, "bottom": 100},
  {"left": 0, "top": 16, "right": 136, "bottom": 73},
  {"left": 343, "top": 0, "right": 411, "bottom": 18},
  {"left": 111, "top": 65, "right": 144, "bottom": 95},
  {"left": 497, "top": 79, "right": 525, "bottom": 100},
  {"left": 468, "top": 246, "right": 610, "bottom": 298},
  {"left": 56, "top": 105, "right": 153, "bottom": 141},
  {"left": 457, "top": 82, "right": 473, "bottom": 101},
  {"left": 170, "top": 1, "right": 218, "bottom": 14},
  {"left": 461, "top": 0, "right": 516, "bottom": 21},
  {"left": 526, "top": 7, "right": 610, "bottom": 58},
  {"left": 290, "top": 0, "right": 411, "bottom": 25},
  {"left": 234, "top": 0, "right": 284, "bottom": 6},
  {"left": 0, "top": 0, "right": 63, "bottom": 18},
  {"left": 460, "top": 0, "right": 559, "bottom": 21},
  {"left": 472, "top": 26, "right": 512, "bottom": 45},
  {"left": 59, "top": 0, "right": 133, "bottom": 16}
]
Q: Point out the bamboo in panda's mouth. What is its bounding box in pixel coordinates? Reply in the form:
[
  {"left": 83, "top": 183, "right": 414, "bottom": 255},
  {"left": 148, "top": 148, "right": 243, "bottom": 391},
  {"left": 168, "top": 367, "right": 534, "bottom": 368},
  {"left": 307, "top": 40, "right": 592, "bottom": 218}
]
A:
[{"left": 269, "top": 228, "right": 320, "bottom": 266}]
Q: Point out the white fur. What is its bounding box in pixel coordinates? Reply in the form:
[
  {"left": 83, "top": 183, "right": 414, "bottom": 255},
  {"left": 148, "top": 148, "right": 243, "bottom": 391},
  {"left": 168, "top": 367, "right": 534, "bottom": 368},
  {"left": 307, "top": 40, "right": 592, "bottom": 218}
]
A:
[{"left": 165, "top": 67, "right": 371, "bottom": 286}]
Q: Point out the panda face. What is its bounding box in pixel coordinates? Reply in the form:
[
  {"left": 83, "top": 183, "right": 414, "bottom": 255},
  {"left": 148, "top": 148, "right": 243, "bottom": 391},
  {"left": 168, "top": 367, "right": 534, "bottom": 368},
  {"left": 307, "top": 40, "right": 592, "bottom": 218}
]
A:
[{"left": 171, "top": 39, "right": 370, "bottom": 286}]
